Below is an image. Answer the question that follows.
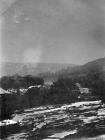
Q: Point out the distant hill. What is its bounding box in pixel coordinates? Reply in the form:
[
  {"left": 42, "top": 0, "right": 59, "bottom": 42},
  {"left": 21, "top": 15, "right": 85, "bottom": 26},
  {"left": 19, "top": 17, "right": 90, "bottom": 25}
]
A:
[
  {"left": 55, "top": 57, "right": 105, "bottom": 79},
  {"left": 1, "top": 62, "right": 75, "bottom": 77},
  {"left": 83, "top": 57, "right": 105, "bottom": 72},
  {"left": 1, "top": 57, "right": 105, "bottom": 81}
]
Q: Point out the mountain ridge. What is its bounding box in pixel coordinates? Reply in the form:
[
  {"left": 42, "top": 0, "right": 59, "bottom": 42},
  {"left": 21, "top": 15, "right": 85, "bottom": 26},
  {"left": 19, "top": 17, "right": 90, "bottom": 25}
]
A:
[
  {"left": 1, "top": 62, "right": 76, "bottom": 76},
  {"left": 55, "top": 57, "right": 105, "bottom": 79},
  {"left": 1, "top": 57, "right": 105, "bottom": 78}
]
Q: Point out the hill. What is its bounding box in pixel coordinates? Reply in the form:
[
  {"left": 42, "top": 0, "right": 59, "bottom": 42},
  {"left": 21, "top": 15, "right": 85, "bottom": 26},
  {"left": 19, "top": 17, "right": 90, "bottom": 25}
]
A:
[
  {"left": 1, "top": 62, "right": 75, "bottom": 77},
  {"left": 1, "top": 57, "right": 105, "bottom": 81},
  {"left": 56, "top": 57, "right": 105, "bottom": 78}
]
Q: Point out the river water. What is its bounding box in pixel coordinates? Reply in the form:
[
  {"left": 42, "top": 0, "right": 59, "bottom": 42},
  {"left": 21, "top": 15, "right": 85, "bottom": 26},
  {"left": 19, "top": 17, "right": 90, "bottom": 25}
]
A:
[{"left": 2, "top": 100, "right": 105, "bottom": 140}]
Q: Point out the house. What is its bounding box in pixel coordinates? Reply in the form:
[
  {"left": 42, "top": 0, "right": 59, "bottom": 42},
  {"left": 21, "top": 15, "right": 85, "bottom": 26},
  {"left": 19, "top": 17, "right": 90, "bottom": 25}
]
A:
[
  {"left": 75, "top": 83, "right": 90, "bottom": 94},
  {"left": 79, "top": 87, "right": 90, "bottom": 94},
  {"left": 0, "top": 88, "right": 11, "bottom": 96},
  {"left": 28, "top": 85, "right": 41, "bottom": 89}
]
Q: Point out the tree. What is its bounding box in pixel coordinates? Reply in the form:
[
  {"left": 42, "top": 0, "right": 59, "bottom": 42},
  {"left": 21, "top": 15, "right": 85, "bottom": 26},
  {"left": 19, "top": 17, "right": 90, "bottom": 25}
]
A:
[
  {"left": 23, "top": 75, "right": 44, "bottom": 88},
  {"left": 0, "top": 76, "right": 14, "bottom": 90}
]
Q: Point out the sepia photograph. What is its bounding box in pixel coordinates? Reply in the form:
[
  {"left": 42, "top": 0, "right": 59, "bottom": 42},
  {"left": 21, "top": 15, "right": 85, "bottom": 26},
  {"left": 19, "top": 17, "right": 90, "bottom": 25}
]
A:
[{"left": 0, "top": 0, "right": 105, "bottom": 139}]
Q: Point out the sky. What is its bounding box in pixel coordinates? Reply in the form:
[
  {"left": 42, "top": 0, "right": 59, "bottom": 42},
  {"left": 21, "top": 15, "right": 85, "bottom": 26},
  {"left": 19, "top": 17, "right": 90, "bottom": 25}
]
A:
[{"left": 1, "top": 0, "right": 105, "bottom": 65}]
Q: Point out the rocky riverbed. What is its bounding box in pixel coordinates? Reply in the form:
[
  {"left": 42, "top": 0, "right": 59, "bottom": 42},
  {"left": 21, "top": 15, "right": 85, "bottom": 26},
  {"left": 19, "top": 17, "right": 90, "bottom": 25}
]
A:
[{"left": 1, "top": 100, "right": 105, "bottom": 140}]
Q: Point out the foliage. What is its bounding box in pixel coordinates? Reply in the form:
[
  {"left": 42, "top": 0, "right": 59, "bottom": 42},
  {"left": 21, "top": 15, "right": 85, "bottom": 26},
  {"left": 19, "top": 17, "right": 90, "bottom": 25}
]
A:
[{"left": 0, "top": 75, "right": 44, "bottom": 90}]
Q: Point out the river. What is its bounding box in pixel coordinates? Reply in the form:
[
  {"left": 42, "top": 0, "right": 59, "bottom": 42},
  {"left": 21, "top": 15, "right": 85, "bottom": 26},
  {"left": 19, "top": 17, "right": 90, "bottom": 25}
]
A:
[{"left": 1, "top": 100, "right": 105, "bottom": 140}]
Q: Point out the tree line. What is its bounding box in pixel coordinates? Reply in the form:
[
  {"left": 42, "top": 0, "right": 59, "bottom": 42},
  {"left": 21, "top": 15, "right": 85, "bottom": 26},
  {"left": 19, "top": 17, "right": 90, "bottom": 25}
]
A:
[{"left": 0, "top": 75, "right": 44, "bottom": 90}]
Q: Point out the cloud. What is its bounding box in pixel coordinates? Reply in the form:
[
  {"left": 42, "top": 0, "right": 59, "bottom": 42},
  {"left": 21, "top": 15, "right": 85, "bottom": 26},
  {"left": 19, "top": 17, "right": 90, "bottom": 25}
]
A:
[
  {"left": 13, "top": 19, "right": 20, "bottom": 23},
  {"left": 91, "top": 25, "right": 105, "bottom": 46},
  {"left": 22, "top": 47, "right": 43, "bottom": 66},
  {"left": 0, "top": 17, "right": 2, "bottom": 63},
  {"left": 0, "top": 0, "right": 17, "bottom": 15},
  {"left": 2, "top": 0, "right": 105, "bottom": 64}
]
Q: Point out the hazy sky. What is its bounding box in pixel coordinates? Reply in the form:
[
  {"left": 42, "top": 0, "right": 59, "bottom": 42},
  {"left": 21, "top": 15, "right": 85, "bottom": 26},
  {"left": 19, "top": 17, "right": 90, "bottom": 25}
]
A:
[{"left": 1, "top": 0, "right": 105, "bottom": 64}]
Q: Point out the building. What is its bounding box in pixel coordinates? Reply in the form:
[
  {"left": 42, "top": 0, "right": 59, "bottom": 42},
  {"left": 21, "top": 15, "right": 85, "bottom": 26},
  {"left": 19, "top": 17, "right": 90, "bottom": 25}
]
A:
[
  {"left": 75, "top": 83, "right": 90, "bottom": 94},
  {"left": 79, "top": 87, "right": 90, "bottom": 94},
  {"left": 0, "top": 88, "right": 11, "bottom": 96}
]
